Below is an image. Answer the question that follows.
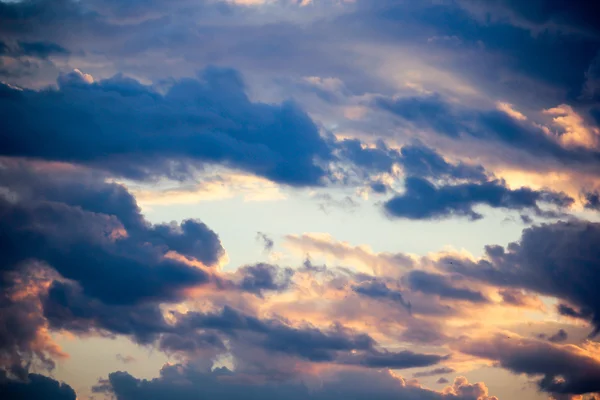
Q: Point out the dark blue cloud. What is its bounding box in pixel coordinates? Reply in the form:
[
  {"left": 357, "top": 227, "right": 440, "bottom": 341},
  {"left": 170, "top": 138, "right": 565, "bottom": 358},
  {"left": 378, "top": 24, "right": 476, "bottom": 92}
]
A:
[
  {"left": 583, "top": 190, "right": 600, "bottom": 211},
  {"left": 42, "top": 281, "right": 173, "bottom": 344},
  {"left": 338, "top": 139, "right": 400, "bottom": 174},
  {"left": 95, "top": 363, "right": 490, "bottom": 400},
  {"left": 343, "top": 350, "right": 448, "bottom": 370},
  {"left": 376, "top": 95, "right": 461, "bottom": 138},
  {"left": 486, "top": 0, "right": 600, "bottom": 35},
  {"left": 405, "top": 270, "right": 487, "bottom": 303},
  {"left": 16, "top": 41, "right": 70, "bottom": 58},
  {"left": 157, "top": 331, "right": 225, "bottom": 356},
  {"left": 458, "top": 335, "right": 600, "bottom": 396},
  {"left": 556, "top": 303, "right": 593, "bottom": 321},
  {"left": 237, "top": 263, "right": 294, "bottom": 297},
  {"left": 178, "top": 306, "right": 373, "bottom": 363},
  {"left": 445, "top": 221, "right": 600, "bottom": 335},
  {"left": 0, "top": 67, "right": 333, "bottom": 186},
  {"left": 399, "top": 143, "right": 487, "bottom": 181},
  {"left": 378, "top": 94, "right": 600, "bottom": 170},
  {"left": 383, "top": 176, "right": 572, "bottom": 221},
  {"left": 1, "top": 40, "right": 67, "bottom": 58},
  {"left": 255, "top": 232, "right": 274, "bottom": 252},
  {"left": 351, "top": 280, "right": 411, "bottom": 312},
  {"left": 413, "top": 367, "right": 456, "bottom": 378},
  {"left": 537, "top": 329, "right": 568, "bottom": 343},
  {"left": 0, "top": 162, "right": 229, "bottom": 378},
  {"left": 340, "top": 139, "right": 488, "bottom": 182},
  {"left": 370, "top": 181, "right": 389, "bottom": 194},
  {"left": 0, "top": 164, "right": 223, "bottom": 306},
  {"left": 353, "top": 1, "right": 600, "bottom": 102},
  {"left": 175, "top": 306, "right": 444, "bottom": 368},
  {"left": 0, "top": 371, "right": 76, "bottom": 400}
]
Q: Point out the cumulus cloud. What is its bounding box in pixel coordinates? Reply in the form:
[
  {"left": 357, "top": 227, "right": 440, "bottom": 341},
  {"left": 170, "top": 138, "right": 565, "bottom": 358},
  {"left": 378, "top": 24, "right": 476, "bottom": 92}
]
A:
[
  {"left": 95, "top": 362, "right": 497, "bottom": 400},
  {"left": 456, "top": 335, "right": 600, "bottom": 396},
  {"left": 0, "top": 164, "right": 224, "bottom": 306},
  {"left": 0, "top": 1, "right": 599, "bottom": 399},
  {"left": 0, "top": 68, "right": 333, "bottom": 186},
  {"left": 0, "top": 161, "right": 227, "bottom": 374},
  {"left": 443, "top": 221, "right": 600, "bottom": 335}
]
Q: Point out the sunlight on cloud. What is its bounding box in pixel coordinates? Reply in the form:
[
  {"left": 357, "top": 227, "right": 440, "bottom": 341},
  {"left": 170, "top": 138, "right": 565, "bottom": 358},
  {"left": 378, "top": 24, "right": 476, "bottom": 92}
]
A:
[
  {"left": 544, "top": 104, "right": 600, "bottom": 150},
  {"left": 284, "top": 233, "right": 415, "bottom": 277},
  {"left": 127, "top": 173, "right": 286, "bottom": 208},
  {"left": 496, "top": 102, "right": 527, "bottom": 121}
]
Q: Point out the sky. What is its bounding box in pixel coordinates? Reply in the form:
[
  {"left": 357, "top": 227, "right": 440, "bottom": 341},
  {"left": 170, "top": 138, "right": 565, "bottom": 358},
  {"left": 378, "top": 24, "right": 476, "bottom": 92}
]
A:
[{"left": 2, "top": 0, "right": 600, "bottom": 399}]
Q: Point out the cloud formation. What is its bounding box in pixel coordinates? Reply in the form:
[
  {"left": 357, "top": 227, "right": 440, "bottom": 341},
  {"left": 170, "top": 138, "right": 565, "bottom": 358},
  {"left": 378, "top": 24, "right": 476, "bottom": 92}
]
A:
[
  {"left": 444, "top": 221, "right": 600, "bottom": 335},
  {"left": 1, "top": 0, "right": 600, "bottom": 399},
  {"left": 0, "top": 371, "right": 76, "bottom": 400},
  {"left": 0, "top": 68, "right": 333, "bottom": 186},
  {"left": 95, "top": 362, "right": 497, "bottom": 400},
  {"left": 457, "top": 335, "right": 600, "bottom": 396},
  {"left": 384, "top": 176, "right": 573, "bottom": 221}
]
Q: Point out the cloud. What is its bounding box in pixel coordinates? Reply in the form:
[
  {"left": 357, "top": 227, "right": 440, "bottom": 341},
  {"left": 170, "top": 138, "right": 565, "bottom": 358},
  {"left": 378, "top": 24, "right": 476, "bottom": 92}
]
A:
[
  {"left": 377, "top": 94, "right": 600, "bottom": 174},
  {"left": 583, "top": 191, "right": 600, "bottom": 210},
  {"left": 236, "top": 263, "right": 294, "bottom": 296},
  {"left": 413, "top": 367, "right": 456, "bottom": 378},
  {"left": 0, "top": 167, "right": 223, "bottom": 306},
  {"left": 0, "top": 161, "right": 227, "bottom": 373},
  {"left": 173, "top": 306, "right": 445, "bottom": 368},
  {"left": 370, "top": 181, "right": 389, "bottom": 193},
  {"left": 95, "top": 362, "right": 497, "bottom": 400},
  {"left": 405, "top": 270, "right": 488, "bottom": 303},
  {"left": 398, "top": 143, "right": 487, "bottom": 182},
  {"left": 116, "top": 354, "right": 136, "bottom": 364},
  {"left": 557, "top": 304, "right": 594, "bottom": 322},
  {"left": 0, "top": 371, "right": 76, "bottom": 400},
  {"left": 443, "top": 221, "right": 600, "bottom": 335},
  {"left": 0, "top": 40, "right": 70, "bottom": 58},
  {"left": 339, "top": 140, "right": 487, "bottom": 182},
  {"left": 338, "top": 139, "right": 400, "bottom": 174},
  {"left": 256, "top": 232, "right": 275, "bottom": 252},
  {"left": 498, "top": 289, "right": 543, "bottom": 309},
  {"left": 383, "top": 176, "right": 573, "bottom": 221},
  {"left": 339, "top": 141, "right": 565, "bottom": 222},
  {"left": 456, "top": 335, "right": 600, "bottom": 396},
  {"left": 351, "top": 280, "right": 411, "bottom": 312},
  {"left": 538, "top": 329, "right": 569, "bottom": 344},
  {"left": 284, "top": 233, "right": 413, "bottom": 276},
  {"left": 0, "top": 264, "right": 66, "bottom": 375},
  {"left": 0, "top": 67, "right": 333, "bottom": 186},
  {"left": 42, "top": 281, "right": 173, "bottom": 344},
  {"left": 475, "top": 0, "right": 600, "bottom": 35}
]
